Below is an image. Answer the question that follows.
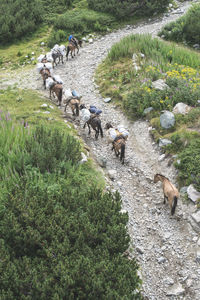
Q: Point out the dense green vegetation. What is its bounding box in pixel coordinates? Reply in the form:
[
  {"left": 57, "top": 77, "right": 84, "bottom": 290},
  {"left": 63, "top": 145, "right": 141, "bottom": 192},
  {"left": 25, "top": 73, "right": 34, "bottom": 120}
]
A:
[
  {"left": 87, "top": 0, "right": 170, "bottom": 18},
  {"left": 48, "top": 8, "right": 117, "bottom": 47},
  {"left": 159, "top": 3, "right": 200, "bottom": 47},
  {"left": 0, "top": 89, "right": 142, "bottom": 299},
  {"left": 0, "top": 0, "right": 44, "bottom": 44},
  {"left": 96, "top": 34, "right": 200, "bottom": 190}
]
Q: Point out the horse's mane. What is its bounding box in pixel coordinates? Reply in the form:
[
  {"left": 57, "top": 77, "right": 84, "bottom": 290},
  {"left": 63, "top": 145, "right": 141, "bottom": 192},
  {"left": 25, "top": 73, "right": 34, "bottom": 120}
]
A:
[{"left": 155, "top": 173, "right": 169, "bottom": 181}]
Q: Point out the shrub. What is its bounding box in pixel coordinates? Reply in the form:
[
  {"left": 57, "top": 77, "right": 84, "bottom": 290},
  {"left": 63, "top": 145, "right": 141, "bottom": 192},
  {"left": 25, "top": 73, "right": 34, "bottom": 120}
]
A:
[
  {"left": 87, "top": 0, "right": 170, "bottom": 18},
  {"left": 0, "top": 0, "right": 44, "bottom": 44},
  {"left": 159, "top": 3, "right": 200, "bottom": 46},
  {"left": 47, "top": 9, "right": 116, "bottom": 47},
  {"left": 175, "top": 139, "right": 200, "bottom": 191},
  {"left": 0, "top": 115, "right": 142, "bottom": 299}
]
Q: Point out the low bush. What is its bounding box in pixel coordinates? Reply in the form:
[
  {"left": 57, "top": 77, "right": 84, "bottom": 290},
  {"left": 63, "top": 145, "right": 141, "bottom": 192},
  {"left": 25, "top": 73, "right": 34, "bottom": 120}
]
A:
[
  {"left": 48, "top": 9, "right": 116, "bottom": 47},
  {"left": 159, "top": 3, "right": 200, "bottom": 46},
  {"left": 175, "top": 139, "right": 200, "bottom": 191},
  {"left": 0, "top": 0, "right": 44, "bottom": 44},
  {"left": 0, "top": 109, "right": 142, "bottom": 298},
  {"left": 87, "top": 0, "right": 170, "bottom": 18}
]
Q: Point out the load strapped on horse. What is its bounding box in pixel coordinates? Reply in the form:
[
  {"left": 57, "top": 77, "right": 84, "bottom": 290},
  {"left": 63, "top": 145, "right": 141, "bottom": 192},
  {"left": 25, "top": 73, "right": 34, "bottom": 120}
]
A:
[
  {"left": 154, "top": 174, "right": 179, "bottom": 215},
  {"left": 80, "top": 104, "right": 103, "bottom": 139},
  {"left": 37, "top": 62, "right": 53, "bottom": 89},
  {"left": 45, "top": 75, "right": 63, "bottom": 106},
  {"left": 105, "top": 122, "right": 129, "bottom": 164},
  {"left": 63, "top": 89, "right": 82, "bottom": 116},
  {"left": 51, "top": 44, "right": 66, "bottom": 68}
]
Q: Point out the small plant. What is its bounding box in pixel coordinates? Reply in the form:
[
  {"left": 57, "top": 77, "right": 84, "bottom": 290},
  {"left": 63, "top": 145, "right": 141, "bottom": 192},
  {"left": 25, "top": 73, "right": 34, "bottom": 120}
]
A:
[{"left": 17, "top": 51, "right": 23, "bottom": 57}]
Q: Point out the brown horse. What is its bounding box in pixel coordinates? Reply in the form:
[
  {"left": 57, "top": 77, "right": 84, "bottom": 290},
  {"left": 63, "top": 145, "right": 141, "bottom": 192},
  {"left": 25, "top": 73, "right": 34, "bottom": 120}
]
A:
[
  {"left": 50, "top": 82, "right": 63, "bottom": 106},
  {"left": 112, "top": 135, "right": 126, "bottom": 164},
  {"left": 66, "top": 39, "right": 82, "bottom": 61},
  {"left": 40, "top": 66, "right": 51, "bottom": 89},
  {"left": 154, "top": 174, "right": 179, "bottom": 215},
  {"left": 64, "top": 97, "right": 80, "bottom": 116},
  {"left": 105, "top": 122, "right": 126, "bottom": 164}
]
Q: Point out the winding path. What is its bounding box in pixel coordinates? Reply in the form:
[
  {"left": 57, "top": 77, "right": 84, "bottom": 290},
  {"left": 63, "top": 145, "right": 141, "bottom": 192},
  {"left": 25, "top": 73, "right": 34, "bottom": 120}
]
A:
[{"left": 2, "top": 1, "right": 200, "bottom": 299}]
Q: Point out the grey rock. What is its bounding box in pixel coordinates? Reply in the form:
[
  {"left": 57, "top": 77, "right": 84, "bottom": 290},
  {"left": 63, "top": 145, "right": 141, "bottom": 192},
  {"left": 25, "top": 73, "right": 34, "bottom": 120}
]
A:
[
  {"left": 158, "top": 154, "right": 165, "bottom": 162},
  {"left": 187, "top": 185, "right": 200, "bottom": 203},
  {"left": 143, "top": 107, "right": 153, "bottom": 114},
  {"left": 152, "top": 79, "right": 169, "bottom": 90},
  {"left": 79, "top": 152, "right": 88, "bottom": 165},
  {"left": 196, "top": 249, "right": 200, "bottom": 263},
  {"left": 43, "top": 111, "right": 50, "bottom": 114},
  {"left": 193, "top": 44, "right": 200, "bottom": 49},
  {"left": 104, "top": 97, "right": 111, "bottom": 103},
  {"left": 41, "top": 103, "right": 48, "bottom": 108},
  {"left": 191, "top": 211, "right": 200, "bottom": 225},
  {"left": 160, "top": 111, "right": 175, "bottom": 129},
  {"left": 97, "top": 156, "right": 107, "bottom": 168},
  {"left": 186, "top": 278, "right": 193, "bottom": 287},
  {"left": 136, "top": 246, "right": 144, "bottom": 254},
  {"left": 108, "top": 169, "right": 117, "bottom": 180},
  {"left": 164, "top": 277, "right": 174, "bottom": 285},
  {"left": 173, "top": 102, "right": 192, "bottom": 115},
  {"left": 157, "top": 256, "right": 166, "bottom": 263},
  {"left": 159, "top": 138, "right": 172, "bottom": 147},
  {"left": 180, "top": 186, "right": 188, "bottom": 194},
  {"left": 166, "top": 282, "right": 185, "bottom": 296}
]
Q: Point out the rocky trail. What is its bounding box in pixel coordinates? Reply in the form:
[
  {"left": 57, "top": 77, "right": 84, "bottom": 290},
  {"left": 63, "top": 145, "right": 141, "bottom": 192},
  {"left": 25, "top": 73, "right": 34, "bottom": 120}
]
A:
[{"left": 1, "top": 1, "right": 200, "bottom": 299}]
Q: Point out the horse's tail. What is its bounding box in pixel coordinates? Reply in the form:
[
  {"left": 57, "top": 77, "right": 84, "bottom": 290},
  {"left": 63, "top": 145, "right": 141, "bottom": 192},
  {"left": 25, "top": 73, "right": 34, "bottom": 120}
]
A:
[
  {"left": 58, "top": 88, "right": 63, "bottom": 106},
  {"left": 98, "top": 122, "right": 103, "bottom": 138},
  {"left": 171, "top": 196, "right": 178, "bottom": 215},
  {"left": 75, "top": 102, "right": 79, "bottom": 116},
  {"left": 120, "top": 143, "right": 125, "bottom": 164},
  {"left": 66, "top": 46, "right": 70, "bottom": 60}
]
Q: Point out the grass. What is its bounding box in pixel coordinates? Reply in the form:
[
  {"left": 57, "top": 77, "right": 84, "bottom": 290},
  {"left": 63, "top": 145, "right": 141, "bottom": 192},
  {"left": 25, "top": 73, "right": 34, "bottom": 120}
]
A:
[
  {"left": 0, "top": 87, "right": 105, "bottom": 189},
  {"left": 0, "top": 26, "right": 51, "bottom": 70}
]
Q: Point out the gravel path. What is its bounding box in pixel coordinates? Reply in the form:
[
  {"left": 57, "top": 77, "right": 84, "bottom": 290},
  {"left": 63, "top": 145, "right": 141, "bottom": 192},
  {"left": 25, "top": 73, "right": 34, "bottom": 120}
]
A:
[{"left": 1, "top": 1, "right": 200, "bottom": 299}]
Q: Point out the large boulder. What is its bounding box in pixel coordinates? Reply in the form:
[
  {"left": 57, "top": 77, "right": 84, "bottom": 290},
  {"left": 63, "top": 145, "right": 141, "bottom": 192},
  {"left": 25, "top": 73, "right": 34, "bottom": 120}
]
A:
[
  {"left": 187, "top": 184, "right": 200, "bottom": 203},
  {"left": 152, "top": 79, "right": 169, "bottom": 91},
  {"left": 173, "top": 102, "right": 192, "bottom": 115},
  {"left": 160, "top": 111, "right": 175, "bottom": 129}
]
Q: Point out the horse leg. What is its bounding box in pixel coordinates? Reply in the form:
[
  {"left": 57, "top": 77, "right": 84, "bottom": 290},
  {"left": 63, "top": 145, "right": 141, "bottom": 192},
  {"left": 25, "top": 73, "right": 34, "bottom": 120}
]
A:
[
  {"left": 95, "top": 129, "right": 99, "bottom": 140},
  {"left": 87, "top": 123, "right": 91, "bottom": 135},
  {"left": 164, "top": 195, "right": 167, "bottom": 204}
]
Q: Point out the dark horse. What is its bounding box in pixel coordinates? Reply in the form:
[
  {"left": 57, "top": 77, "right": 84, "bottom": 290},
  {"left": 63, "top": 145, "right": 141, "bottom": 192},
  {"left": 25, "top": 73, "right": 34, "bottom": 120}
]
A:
[
  {"left": 40, "top": 65, "right": 51, "bottom": 89},
  {"left": 105, "top": 122, "right": 126, "bottom": 164},
  {"left": 80, "top": 104, "right": 103, "bottom": 139},
  {"left": 52, "top": 50, "right": 64, "bottom": 68},
  {"left": 66, "top": 39, "right": 82, "bottom": 61},
  {"left": 154, "top": 174, "right": 179, "bottom": 215}
]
